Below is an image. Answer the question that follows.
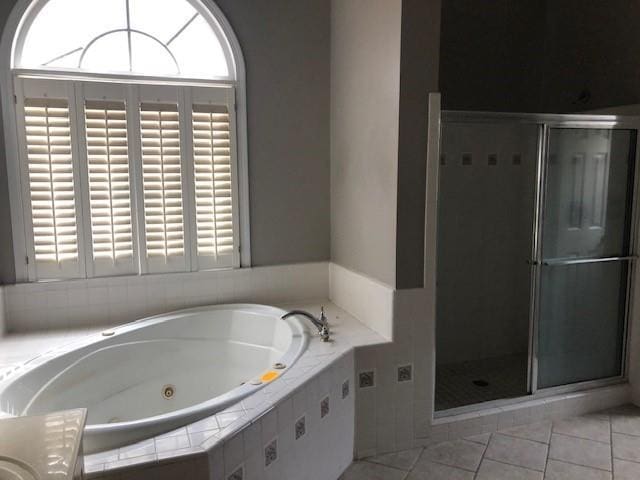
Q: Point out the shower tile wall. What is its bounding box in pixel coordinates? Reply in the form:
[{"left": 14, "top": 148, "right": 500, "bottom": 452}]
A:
[{"left": 436, "top": 123, "right": 538, "bottom": 409}]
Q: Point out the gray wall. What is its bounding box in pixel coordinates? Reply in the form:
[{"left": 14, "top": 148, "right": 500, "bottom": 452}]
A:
[
  {"left": 440, "top": 0, "right": 640, "bottom": 113},
  {"left": 0, "top": 1, "right": 14, "bottom": 284},
  {"left": 439, "top": 0, "right": 546, "bottom": 112},
  {"left": 330, "top": 0, "right": 402, "bottom": 287},
  {"left": 539, "top": 0, "right": 640, "bottom": 113},
  {"left": 215, "top": 0, "right": 330, "bottom": 266},
  {"left": 0, "top": 0, "right": 330, "bottom": 283},
  {"left": 396, "top": 0, "right": 441, "bottom": 289}
]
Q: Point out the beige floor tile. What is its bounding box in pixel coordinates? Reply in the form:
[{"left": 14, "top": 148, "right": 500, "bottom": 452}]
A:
[
  {"left": 549, "top": 433, "right": 611, "bottom": 471},
  {"left": 465, "top": 432, "right": 491, "bottom": 445},
  {"left": 476, "top": 459, "right": 542, "bottom": 480},
  {"left": 612, "top": 432, "right": 640, "bottom": 463},
  {"left": 611, "top": 411, "right": 640, "bottom": 437},
  {"left": 500, "top": 421, "right": 552, "bottom": 444},
  {"left": 553, "top": 416, "right": 611, "bottom": 444},
  {"left": 485, "top": 433, "right": 548, "bottom": 472},
  {"left": 341, "top": 461, "right": 407, "bottom": 480},
  {"left": 416, "top": 439, "right": 485, "bottom": 472},
  {"left": 366, "top": 448, "right": 423, "bottom": 471},
  {"left": 405, "top": 461, "right": 474, "bottom": 480},
  {"left": 545, "top": 459, "right": 611, "bottom": 480},
  {"left": 613, "top": 458, "right": 640, "bottom": 480}
]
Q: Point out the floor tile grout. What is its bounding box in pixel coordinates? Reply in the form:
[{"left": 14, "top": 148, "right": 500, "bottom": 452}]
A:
[
  {"left": 550, "top": 430, "right": 611, "bottom": 445},
  {"left": 345, "top": 405, "right": 640, "bottom": 479}
]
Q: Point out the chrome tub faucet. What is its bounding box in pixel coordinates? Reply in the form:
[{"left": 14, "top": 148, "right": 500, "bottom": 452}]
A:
[{"left": 282, "top": 307, "right": 330, "bottom": 342}]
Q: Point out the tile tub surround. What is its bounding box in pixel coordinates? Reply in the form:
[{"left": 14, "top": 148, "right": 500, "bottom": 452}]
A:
[
  {"left": 2, "top": 262, "right": 329, "bottom": 332},
  {"left": 0, "top": 299, "right": 385, "bottom": 480},
  {"left": 342, "top": 404, "right": 640, "bottom": 479}
]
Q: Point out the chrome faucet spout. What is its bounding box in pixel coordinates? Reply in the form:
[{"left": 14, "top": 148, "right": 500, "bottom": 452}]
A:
[{"left": 282, "top": 308, "right": 330, "bottom": 342}]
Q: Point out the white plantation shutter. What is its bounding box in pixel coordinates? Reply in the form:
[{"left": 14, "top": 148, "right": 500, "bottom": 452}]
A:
[
  {"left": 82, "top": 98, "right": 136, "bottom": 275},
  {"left": 25, "top": 99, "right": 78, "bottom": 262},
  {"left": 16, "top": 78, "right": 86, "bottom": 280},
  {"left": 192, "top": 104, "right": 235, "bottom": 266},
  {"left": 14, "top": 78, "right": 242, "bottom": 281},
  {"left": 139, "top": 101, "right": 188, "bottom": 272}
]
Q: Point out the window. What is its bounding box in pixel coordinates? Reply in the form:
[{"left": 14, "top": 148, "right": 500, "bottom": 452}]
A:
[{"left": 5, "top": 0, "right": 248, "bottom": 281}]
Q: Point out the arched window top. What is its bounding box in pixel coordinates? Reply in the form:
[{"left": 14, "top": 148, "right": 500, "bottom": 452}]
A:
[{"left": 14, "top": 0, "right": 235, "bottom": 80}]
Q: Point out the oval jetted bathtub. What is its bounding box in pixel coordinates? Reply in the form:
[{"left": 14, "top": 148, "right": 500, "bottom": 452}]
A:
[{"left": 0, "top": 304, "right": 308, "bottom": 453}]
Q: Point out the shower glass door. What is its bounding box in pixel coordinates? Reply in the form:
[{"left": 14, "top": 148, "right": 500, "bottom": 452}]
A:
[{"left": 536, "top": 128, "right": 637, "bottom": 389}]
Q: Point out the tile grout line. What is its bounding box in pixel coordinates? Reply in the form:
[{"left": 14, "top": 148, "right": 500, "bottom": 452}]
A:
[
  {"left": 550, "top": 430, "right": 612, "bottom": 446},
  {"left": 609, "top": 413, "right": 615, "bottom": 477},
  {"left": 472, "top": 431, "right": 491, "bottom": 479}
]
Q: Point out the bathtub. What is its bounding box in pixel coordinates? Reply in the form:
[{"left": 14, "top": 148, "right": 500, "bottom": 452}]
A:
[{"left": 0, "top": 304, "right": 308, "bottom": 453}]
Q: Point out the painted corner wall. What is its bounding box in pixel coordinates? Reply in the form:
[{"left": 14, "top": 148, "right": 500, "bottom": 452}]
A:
[
  {"left": 395, "top": 0, "right": 441, "bottom": 289},
  {"left": 0, "top": 0, "right": 14, "bottom": 285},
  {"left": 214, "top": 0, "right": 331, "bottom": 267},
  {"left": 329, "top": 0, "right": 401, "bottom": 288},
  {"left": 0, "top": 0, "right": 331, "bottom": 284}
]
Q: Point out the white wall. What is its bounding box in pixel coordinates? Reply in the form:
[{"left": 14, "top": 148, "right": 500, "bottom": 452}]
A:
[
  {"left": 330, "top": 0, "right": 401, "bottom": 287},
  {"left": 0, "top": 286, "right": 5, "bottom": 336}
]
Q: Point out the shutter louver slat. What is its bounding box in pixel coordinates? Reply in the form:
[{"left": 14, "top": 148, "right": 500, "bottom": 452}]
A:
[
  {"left": 140, "top": 103, "right": 185, "bottom": 260},
  {"left": 24, "top": 99, "right": 79, "bottom": 264},
  {"left": 192, "top": 105, "right": 234, "bottom": 259},
  {"left": 85, "top": 101, "right": 134, "bottom": 262}
]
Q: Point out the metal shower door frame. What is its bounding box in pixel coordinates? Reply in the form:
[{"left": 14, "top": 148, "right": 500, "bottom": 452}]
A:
[{"left": 440, "top": 110, "right": 640, "bottom": 406}]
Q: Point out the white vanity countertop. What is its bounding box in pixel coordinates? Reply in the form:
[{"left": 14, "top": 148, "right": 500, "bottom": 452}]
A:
[{"left": 0, "top": 409, "right": 86, "bottom": 480}]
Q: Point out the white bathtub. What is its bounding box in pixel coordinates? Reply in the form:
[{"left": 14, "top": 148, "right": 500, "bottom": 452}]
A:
[{"left": 0, "top": 304, "right": 308, "bottom": 453}]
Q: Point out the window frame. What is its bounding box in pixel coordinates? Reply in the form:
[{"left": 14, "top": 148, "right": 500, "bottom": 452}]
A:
[{"left": 1, "top": 0, "right": 251, "bottom": 283}]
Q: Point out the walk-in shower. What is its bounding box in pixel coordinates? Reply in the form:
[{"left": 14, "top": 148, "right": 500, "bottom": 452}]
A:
[{"left": 435, "top": 112, "right": 638, "bottom": 413}]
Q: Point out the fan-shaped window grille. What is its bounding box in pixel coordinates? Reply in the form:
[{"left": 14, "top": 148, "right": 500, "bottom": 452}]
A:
[{"left": 16, "top": 0, "right": 233, "bottom": 79}]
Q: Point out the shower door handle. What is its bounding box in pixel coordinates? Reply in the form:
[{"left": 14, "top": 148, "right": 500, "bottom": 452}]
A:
[{"left": 541, "top": 256, "right": 637, "bottom": 266}]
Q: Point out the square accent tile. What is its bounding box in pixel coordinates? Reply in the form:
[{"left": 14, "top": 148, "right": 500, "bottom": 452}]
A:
[
  {"left": 264, "top": 438, "right": 277, "bottom": 468},
  {"left": 397, "top": 364, "right": 412, "bottom": 383},
  {"left": 295, "top": 415, "right": 306, "bottom": 440},
  {"left": 487, "top": 153, "right": 498, "bottom": 166},
  {"left": 227, "top": 465, "right": 243, "bottom": 480},
  {"left": 359, "top": 371, "right": 375, "bottom": 389},
  {"left": 513, "top": 153, "right": 522, "bottom": 165},
  {"left": 462, "top": 153, "right": 472, "bottom": 165},
  {"left": 342, "top": 379, "right": 350, "bottom": 399},
  {"left": 321, "top": 396, "right": 330, "bottom": 419}
]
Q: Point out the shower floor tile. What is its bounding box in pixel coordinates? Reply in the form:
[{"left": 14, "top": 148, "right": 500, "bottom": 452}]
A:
[{"left": 435, "top": 353, "right": 528, "bottom": 411}]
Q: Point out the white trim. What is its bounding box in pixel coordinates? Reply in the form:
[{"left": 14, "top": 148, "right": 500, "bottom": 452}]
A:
[
  {"left": 198, "top": 0, "right": 251, "bottom": 267},
  {"left": 0, "top": 0, "right": 251, "bottom": 282}
]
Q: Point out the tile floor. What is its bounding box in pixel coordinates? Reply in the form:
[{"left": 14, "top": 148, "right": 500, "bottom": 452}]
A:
[
  {"left": 435, "top": 353, "right": 528, "bottom": 411},
  {"left": 342, "top": 404, "right": 640, "bottom": 479}
]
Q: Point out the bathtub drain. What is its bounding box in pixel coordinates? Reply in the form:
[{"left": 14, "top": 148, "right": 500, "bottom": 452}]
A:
[{"left": 162, "top": 384, "right": 176, "bottom": 399}]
